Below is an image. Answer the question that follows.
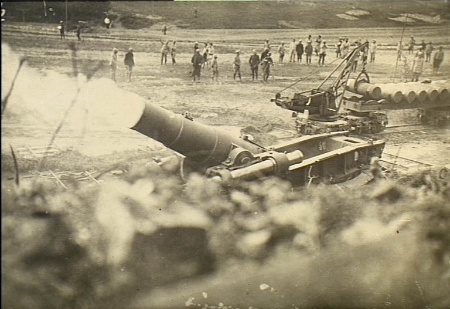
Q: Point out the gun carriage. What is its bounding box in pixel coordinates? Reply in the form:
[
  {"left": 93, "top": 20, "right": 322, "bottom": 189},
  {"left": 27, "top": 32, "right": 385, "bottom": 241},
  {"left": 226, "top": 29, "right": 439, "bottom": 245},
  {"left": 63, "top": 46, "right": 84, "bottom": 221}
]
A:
[{"left": 131, "top": 99, "right": 384, "bottom": 186}]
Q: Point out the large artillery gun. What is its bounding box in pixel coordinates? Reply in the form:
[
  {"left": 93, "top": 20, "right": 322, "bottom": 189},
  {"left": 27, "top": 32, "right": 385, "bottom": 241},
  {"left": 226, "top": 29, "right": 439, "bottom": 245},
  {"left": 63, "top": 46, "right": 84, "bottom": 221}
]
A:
[
  {"left": 272, "top": 44, "right": 450, "bottom": 135},
  {"left": 130, "top": 99, "right": 385, "bottom": 187}
]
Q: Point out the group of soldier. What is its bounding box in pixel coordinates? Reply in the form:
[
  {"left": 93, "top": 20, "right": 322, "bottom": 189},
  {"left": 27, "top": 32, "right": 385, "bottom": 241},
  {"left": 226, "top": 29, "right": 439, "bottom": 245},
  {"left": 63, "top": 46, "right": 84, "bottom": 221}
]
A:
[
  {"left": 273, "top": 36, "right": 378, "bottom": 67},
  {"left": 111, "top": 37, "right": 369, "bottom": 84},
  {"left": 108, "top": 34, "right": 444, "bottom": 84},
  {"left": 402, "top": 36, "right": 445, "bottom": 82},
  {"left": 57, "top": 20, "right": 83, "bottom": 41},
  {"left": 189, "top": 41, "right": 275, "bottom": 83}
]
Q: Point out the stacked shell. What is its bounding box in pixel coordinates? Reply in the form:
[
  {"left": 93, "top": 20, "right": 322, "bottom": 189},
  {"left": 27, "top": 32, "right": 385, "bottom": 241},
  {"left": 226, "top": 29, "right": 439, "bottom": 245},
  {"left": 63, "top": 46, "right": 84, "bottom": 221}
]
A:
[{"left": 346, "top": 79, "right": 450, "bottom": 105}]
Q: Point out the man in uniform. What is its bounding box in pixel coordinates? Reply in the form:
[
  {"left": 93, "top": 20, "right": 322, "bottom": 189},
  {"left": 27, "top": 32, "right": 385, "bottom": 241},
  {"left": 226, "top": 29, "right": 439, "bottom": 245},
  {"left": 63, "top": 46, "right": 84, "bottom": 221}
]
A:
[
  {"left": 191, "top": 49, "right": 203, "bottom": 81},
  {"left": 233, "top": 50, "right": 242, "bottom": 81},
  {"left": 249, "top": 50, "right": 260, "bottom": 81},
  {"left": 289, "top": 39, "right": 296, "bottom": 62},
  {"left": 124, "top": 47, "right": 135, "bottom": 82}
]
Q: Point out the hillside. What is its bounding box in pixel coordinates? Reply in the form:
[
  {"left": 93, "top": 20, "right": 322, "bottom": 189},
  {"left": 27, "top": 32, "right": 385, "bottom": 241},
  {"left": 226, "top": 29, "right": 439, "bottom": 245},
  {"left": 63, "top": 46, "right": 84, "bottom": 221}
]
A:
[{"left": 109, "top": 1, "right": 450, "bottom": 29}]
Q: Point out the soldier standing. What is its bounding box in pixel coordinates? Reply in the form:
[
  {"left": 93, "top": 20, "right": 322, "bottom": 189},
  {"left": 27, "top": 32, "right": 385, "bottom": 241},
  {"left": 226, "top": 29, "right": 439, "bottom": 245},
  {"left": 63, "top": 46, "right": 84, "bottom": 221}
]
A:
[
  {"left": 278, "top": 43, "right": 286, "bottom": 64},
  {"left": 160, "top": 39, "right": 171, "bottom": 65},
  {"left": 341, "top": 38, "right": 350, "bottom": 58},
  {"left": 335, "top": 39, "right": 342, "bottom": 58},
  {"left": 191, "top": 49, "right": 203, "bottom": 81},
  {"left": 315, "top": 35, "right": 322, "bottom": 56},
  {"left": 296, "top": 40, "right": 304, "bottom": 63},
  {"left": 124, "top": 47, "right": 135, "bottom": 82},
  {"left": 432, "top": 46, "right": 444, "bottom": 73},
  {"left": 208, "top": 43, "right": 215, "bottom": 66},
  {"left": 58, "top": 21, "right": 65, "bottom": 39},
  {"left": 233, "top": 50, "right": 242, "bottom": 81},
  {"left": 104, "top": 15, "right": 111, "bottom": 29},
  {"left": 408, "top": 36, "right": 415, "bottom": 54},
  {"left": 369, "top": 39, "right": 377, "bottom": 63},
  {"left": 425, "top": 42, "right": 434, "bottom": 63},
  {"left": 103, "top": 12, "right": 111, "bottom": 29},
  {"left": 318, "top": 41, "right": 327, "bottom": 66},
  {"left": 211, "top": 55, "right": 219, "bottom": 82},
  {"left": 249, "top": 50, "right": 260, "bottom": 81},
  {"left": 289, "top": 39, "right": 296, "bottom": 62},
  {"left": 109, "top": 48, "right": 118, "bottom": 82},
  {"left": 170, "top": 41, "right": 177, "bottom": 65},
  {"left": 305, "top": 41, "right": 313, "bottom": 65},
  {"left": 262, "top": 53, "right": 274, "bottom": 82},
  {"left": 76, "top": 23, "right": 82, "bottom": 41},
  {"left": 261, "top": 47, "right": 269, "bottom": 61},
  {"left": 411, "top": 47, "right": 425, "bottom": 82}
]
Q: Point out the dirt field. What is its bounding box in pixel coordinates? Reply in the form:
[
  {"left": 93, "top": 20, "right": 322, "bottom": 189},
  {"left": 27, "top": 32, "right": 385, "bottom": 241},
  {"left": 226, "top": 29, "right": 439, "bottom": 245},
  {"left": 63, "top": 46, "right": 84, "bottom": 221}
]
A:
[{"left": 2, "top": 23, "right": 450, "bottom": 163}]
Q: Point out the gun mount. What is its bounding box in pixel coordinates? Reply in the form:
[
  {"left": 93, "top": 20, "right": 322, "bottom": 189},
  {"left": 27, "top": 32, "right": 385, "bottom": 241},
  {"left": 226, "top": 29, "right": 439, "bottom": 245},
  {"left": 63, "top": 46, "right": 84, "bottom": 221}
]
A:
[
  {"left": 130, "top": 100, "right": 385, "bottom": 186},
  {"left": 272, "top": 43, "right": 450, "bottom": 135}
]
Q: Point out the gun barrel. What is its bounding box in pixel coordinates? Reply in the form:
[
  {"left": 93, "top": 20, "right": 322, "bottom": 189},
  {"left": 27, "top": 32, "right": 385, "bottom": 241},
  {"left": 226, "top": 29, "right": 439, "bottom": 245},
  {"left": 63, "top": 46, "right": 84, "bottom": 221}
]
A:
[
  {"left": 210, "top": 150, "right": 304, "bottom": 182},
  {"left": 131, "top": 101, "right": 264, "bottom": 168}
]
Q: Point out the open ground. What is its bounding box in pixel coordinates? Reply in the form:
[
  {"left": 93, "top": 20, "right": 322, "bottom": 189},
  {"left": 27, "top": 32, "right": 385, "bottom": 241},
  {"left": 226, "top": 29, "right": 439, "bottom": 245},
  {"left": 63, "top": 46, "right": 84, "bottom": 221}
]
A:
[
  {"left": 2, "top": 3, "right": 450, "bottom": 308},
  {"left": 2, "top": 22, "right": 450, "bottom": 164}
]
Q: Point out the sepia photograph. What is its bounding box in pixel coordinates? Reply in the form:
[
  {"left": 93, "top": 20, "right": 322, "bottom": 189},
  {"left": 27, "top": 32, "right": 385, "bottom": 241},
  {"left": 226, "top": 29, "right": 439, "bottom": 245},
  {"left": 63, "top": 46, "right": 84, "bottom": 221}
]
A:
[{"left": 2, "top": 1, "right": 450, "bottom": 308}]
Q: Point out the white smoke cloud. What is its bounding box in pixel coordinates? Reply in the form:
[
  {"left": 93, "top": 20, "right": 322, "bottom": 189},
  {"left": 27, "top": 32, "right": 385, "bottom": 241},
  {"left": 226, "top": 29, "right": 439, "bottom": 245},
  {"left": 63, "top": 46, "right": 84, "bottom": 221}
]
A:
[
  {"left": 2, "top": 43, "right": 149, "bottom": 156},
  {"left": 2, "top": 43, "right": 145, "bottom": 132}
]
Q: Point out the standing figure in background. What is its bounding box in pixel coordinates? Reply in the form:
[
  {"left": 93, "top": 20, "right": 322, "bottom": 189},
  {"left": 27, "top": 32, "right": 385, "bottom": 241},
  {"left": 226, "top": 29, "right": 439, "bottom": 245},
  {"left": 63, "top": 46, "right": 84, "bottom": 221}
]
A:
[
  {"left": 341, "top": 38, "right": 350, "bottom": 58},
  {"left": 397, "top": 41, "right": 404, "bottom": 60},
  {"left": 191, "top": 49, "right": 203, "bottom": 81},
  {"left": 289, "top": 39, "right": 296, "bottom": 62},
  {"left": 76, "top": 23, "right": 82, "bottom": 41},
  {"left": 208, "top": 43, "right": 215, "bottom": 66},
  {"left": 58, "top": 21, "right": 65, "bottom": 39},
  {"left": 411, "top": 47, "right": 425, "bottom": 82},
  {"left": 160, "top": 39, "right": 171, "bottom": 65},
  {"left": 124, "top": 47, "right": 135, "bottom": 82},
  {"left": 296, "top": 40, "right": 304, "bottom": 63},
  {"left": 318, "top": 41, "right": 327, "bottom": 66},
  {"left": 104, "top": 15, "right": 111, "bottom": 29},
  {"left": 170, "top": 41, "right": 177, "bottom": 65},
  {"left": 211, "top": 55, "right": 219, "bottom": 82},
  {"left": 109, "top": 48, "right": 118, "bottom": 82},
  {"left": 305, "top": 41, "right": 313, "bottom": 65},
  {"left": 202, "top": 43, "right": 209, "bottom": 68},
  {"left": 261, "top": 47, "right": 270, "bottom": 62},
  {"left": 264, "top": 39, "right": 271, "bottom": 51},
  {"left": 408, "top": 36, "right": 415, "bottom": 54},
  {"left": 315, "top": 35, "right": 322, "bottom": 56},
  {"left": 233, "top": 50, "right": 242, "bottom": 81},
  {"left": 249, "top": 50, "right": 260, "bottom": 81},
  {"left": 261, "top": 52, "right": 274, "bottom": 82},
  {"left": 162, "top": 24, "right": 167, "bottom": 35},
  {"left": 360, "top": 47, "right": 367, "bottom": 70},
  {"left": 420, "top": 40, "right": 426, "bottom": 50},
  {"left": 369, "top": 39, "right": 377, "bottom": 63},
  {"left": 433, "top": 46, "right": 444, "bottom": 73},
  {"left": 425, "top": 42, "right": 434, "bottom": 63},
  {"left": 361, "top": 40, "right": 369, "bottom": 67},
  {"left": 335, "top": 39, "right": 342, "bottom": 58},
  {"left": 351, "top": 41, "right": 361, "bottom": 72},
  {"left": 278, "top": 42, "right": 286, "bottom": 64}
]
